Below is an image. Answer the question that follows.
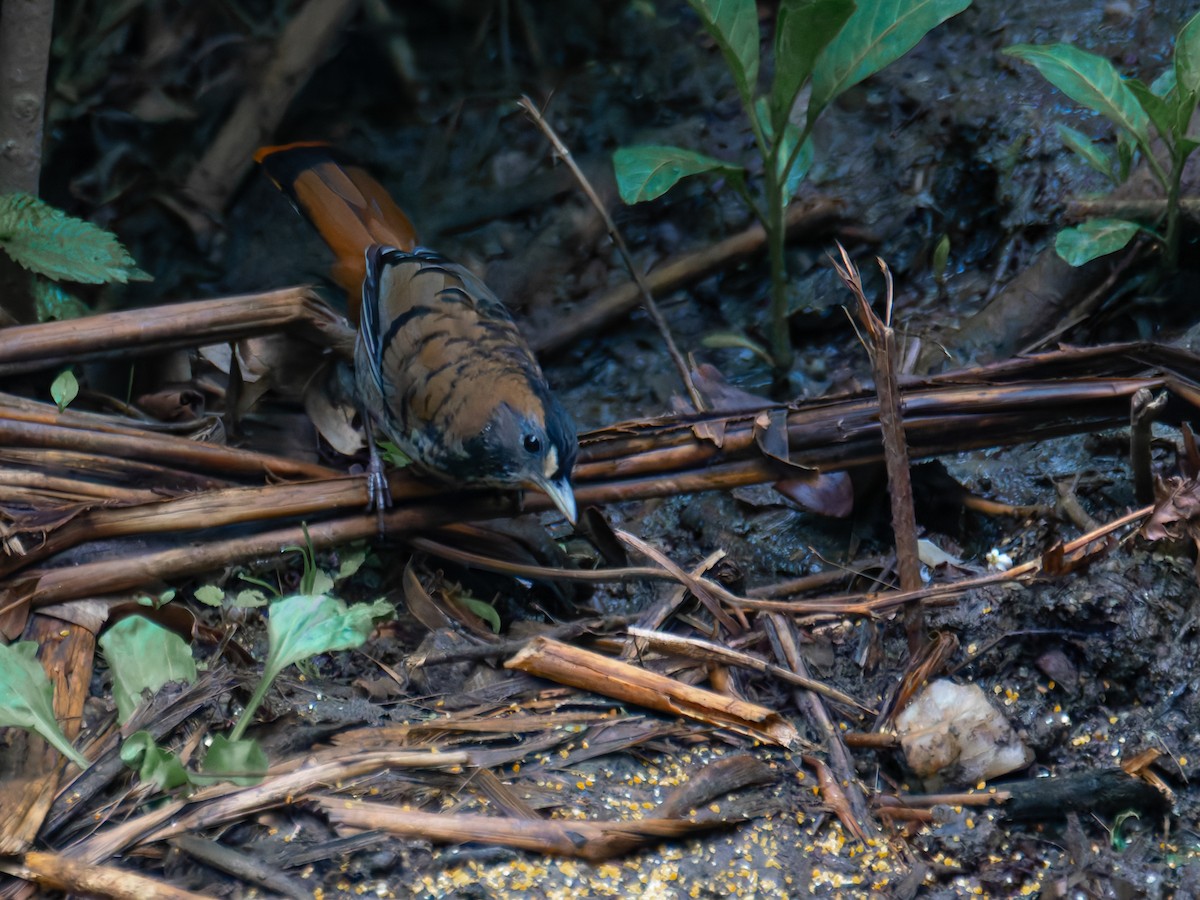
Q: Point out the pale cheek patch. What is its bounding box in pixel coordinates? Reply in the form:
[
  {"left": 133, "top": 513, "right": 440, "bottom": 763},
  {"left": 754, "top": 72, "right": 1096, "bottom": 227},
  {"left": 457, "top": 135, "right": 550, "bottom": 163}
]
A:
[{"left": 542, "top": 445, "right": 559, "bottom": 480}]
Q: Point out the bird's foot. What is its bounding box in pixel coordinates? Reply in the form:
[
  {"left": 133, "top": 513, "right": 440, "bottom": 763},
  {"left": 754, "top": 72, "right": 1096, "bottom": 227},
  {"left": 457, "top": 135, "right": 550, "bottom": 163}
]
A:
[{"left": 365, "top": 453, "right": 392, "bottom": 534}]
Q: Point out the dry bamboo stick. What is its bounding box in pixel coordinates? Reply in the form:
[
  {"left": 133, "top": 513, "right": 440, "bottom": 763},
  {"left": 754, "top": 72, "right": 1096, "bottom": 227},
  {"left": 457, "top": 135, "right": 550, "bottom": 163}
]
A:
[
  {"left": 505, "top": 637, "right": 802, "bottom": 748},
  {"left": 0, "top": 288, "right": 355, "bottom": 376}
]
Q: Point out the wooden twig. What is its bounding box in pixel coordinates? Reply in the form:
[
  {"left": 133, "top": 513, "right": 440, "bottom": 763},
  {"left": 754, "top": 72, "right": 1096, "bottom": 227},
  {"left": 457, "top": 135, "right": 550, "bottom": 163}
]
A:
[
  {"left": 71, "top": 750, "right": 469, "bottom": 865},
  {"left": 530, "top": 197, "right": 843, "bottom": 355},
  {"left": 1130, "top": 387, "right": 1167, "bottom": 505},
  {"left": 505, "top": 637, "right": 803, "bottom": 749},
  {"left": 518, "top": 96, "right": 705, "bottom": 411},
  {"left": 626, "top": 626, "right": 873, "bottom": 714},
  {"left": 831, "top": 245, "right": 923, "bottom": 652},
  {"left": 766, "top": 614, "right": 875, "bottom": 843},
  {"left": 0, "top": 287, "right": 353, "bottom": 376},
  {"left": 0, "top": 851, "right": 209, "bottom": 900}
]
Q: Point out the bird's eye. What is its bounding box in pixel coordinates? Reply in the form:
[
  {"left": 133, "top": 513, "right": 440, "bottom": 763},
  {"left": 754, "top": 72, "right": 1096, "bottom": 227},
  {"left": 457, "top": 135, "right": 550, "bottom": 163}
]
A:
[{"left": 523, "top": 434, "right": 541, "bottom": 454}]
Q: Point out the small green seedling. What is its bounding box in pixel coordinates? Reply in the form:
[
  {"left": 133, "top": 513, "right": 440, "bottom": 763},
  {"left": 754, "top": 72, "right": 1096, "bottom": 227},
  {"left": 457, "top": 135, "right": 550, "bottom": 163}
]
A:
[
  {"left": 0, "top": 641, "right": 90, "bottom": 769},
  {"left": 1006, "top": 10, "right": 1200, "bottom": 270},
  {"left": 613, "top": 0, "right": 971, "bottom": 373},
  {"left": 50, "top": 369, "right": 78, "bottom": 412},
  {"left": 197, "top": 592, "right": 393, "bottom": 785}
]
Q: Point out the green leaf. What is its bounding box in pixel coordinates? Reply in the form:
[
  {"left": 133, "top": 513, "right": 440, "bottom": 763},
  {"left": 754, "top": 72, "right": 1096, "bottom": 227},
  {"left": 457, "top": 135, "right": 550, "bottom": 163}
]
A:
[
  {"left": 0, "top": 641, "right": 89, "bottom": 769},
  {"left": 460, "top": 596, "right": 502, "bottom": 633},
  {"left": 1055, "top": 218, "right": 1140, "bottom": 266},
  {"left": 755, "top": 99, "right": 815, "bottom": 198},
  {"left": 810, "top": 0, "right": 971, "bottom": 117},
  {"left": 32, "top": 278, "right": 89, "bottom": 322},
  {"left": 1174, "top": 88, "right": 1198, "bottom": 140},
  {"left": 99, "top": 616, "right": 198, "bottom": 724},
  {"left": 1055, "top": 123, "right": 1117, "bottom": 181},
  {"left": 687, "top": 0, "right": 761, "bottom": 106},
  {"left": 377, "top": 440, "right": 412, "bottom": 468},
  {"left": 198, "top": 734, "right": 268, "bottom": 787},
  {"left": 0, "top": 193, "right": 152, "bottom": 284},
  {"left": 1175, "top": 10, "right": 1200, "bottom": 96},
  {"left": 1004, "top": 44, "right": 1150, "bottom": 147},
  {"left": 227, "top": 594, "right": 394, "bottom": 743},
  {"left": 1151, "top": 67, "right": 1177, "bottom": 98},
  {"left": 263, "top": 595, "right": 394, "bottom": 686},
  {"left": 769, "top": 0, "right": 855, "bottom": 130},
  {"left": 1116, "top": 133, "right": 1136, "bottom": 182},
  {"left": 613, "top": 145, "right": 745, "bottom": 204},
  {"left": 120, "top": 731, "right": 191, "bottom": 791},
  {"left": 700, "top": 330, "right": 776, "bottom": 366},
  {"left": 194, "top": 585, "right": 225, "bottom": 607},
  {"left": 931, "top": 233, "right": 951, "bottom": 282},
  {"left": 50, "top": 369, "right": 78, "bottom": 412},
  {"left": 336, "top": 546, "right": 368, "bottom": 583},
  {"left": 233, "top": 589, "right": 269, "bottom": 608},
  {"left": 1126, "top": 78, "right": 1176, "bottom": 143}
]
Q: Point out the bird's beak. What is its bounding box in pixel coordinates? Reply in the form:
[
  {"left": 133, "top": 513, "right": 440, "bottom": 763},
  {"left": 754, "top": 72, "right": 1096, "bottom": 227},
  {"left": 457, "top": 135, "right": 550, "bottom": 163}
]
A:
[{"left": 534, "top": 474, "right": 577, "bottom": 524}]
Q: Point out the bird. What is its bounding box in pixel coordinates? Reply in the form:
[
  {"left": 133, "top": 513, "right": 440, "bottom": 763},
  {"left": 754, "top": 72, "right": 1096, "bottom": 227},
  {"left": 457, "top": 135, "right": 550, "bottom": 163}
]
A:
[{"left": 254, "top": 142, "right": 577, "bottom": 523}]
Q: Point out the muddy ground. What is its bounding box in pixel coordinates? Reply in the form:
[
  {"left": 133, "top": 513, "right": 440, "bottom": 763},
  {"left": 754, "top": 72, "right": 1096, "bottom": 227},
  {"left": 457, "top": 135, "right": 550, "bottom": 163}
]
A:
[{"left": 25, "top": 0, "right": 1200, "bottom": 896}]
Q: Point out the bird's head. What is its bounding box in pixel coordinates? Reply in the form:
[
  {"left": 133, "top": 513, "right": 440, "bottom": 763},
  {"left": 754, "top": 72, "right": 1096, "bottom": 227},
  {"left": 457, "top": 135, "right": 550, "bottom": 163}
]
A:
[{"left": 464, "top": 392, "right": 578, "bottom": 523}]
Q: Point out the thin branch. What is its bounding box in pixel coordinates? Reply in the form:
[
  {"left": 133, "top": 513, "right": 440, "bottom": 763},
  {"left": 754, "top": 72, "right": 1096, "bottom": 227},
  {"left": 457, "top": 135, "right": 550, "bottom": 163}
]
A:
[{"left": 517, "top": 95, "right": 705, "bottom": 411}]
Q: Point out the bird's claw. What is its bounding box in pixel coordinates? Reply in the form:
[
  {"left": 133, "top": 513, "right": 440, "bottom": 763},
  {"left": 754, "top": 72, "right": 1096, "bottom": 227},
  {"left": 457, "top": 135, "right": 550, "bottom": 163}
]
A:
[{"left": 365, "top": 453, "right": 391, "bottom": 534}]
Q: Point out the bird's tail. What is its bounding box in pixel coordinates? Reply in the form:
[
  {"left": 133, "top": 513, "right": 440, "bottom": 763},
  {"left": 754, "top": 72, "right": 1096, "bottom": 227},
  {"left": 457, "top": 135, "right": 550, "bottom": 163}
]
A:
[{"left": 254, "top": 142, "right": 417, "bottom": 323}]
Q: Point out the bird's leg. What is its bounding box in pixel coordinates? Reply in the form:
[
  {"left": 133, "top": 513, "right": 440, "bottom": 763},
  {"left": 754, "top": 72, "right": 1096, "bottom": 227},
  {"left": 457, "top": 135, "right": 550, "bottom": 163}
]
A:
[{"left": 360, "top": 413, "right": 391, "bottom": 533}]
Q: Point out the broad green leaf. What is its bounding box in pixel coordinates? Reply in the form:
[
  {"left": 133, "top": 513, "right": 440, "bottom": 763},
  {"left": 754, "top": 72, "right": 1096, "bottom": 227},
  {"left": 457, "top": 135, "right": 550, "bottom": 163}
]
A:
[
  {"left": 1175, "top": 10, "right": 1200, "bottom": 96},
  {"left": 0, "top": 641, "right": 89, "bottom": 769},
  {"left": 194, "top": 584, "right": 225, "bottom": 607},
  {"left": 613, "top": 145, "right": 744, "bottom": 204},
  {"left": 460, "top": 596, "right": 502, "bottom": 633},
  {"left": 1126, "top": 78, "right": 1176, "bottom": 143},
  {"left": 1055, "top": 123, "right": 1116, "bottom": 181},
  {"left": 0, "top": 193, "right": 151, "bottom": 284},
  {"left": 263, "top": 595, "right": 394, "bottom": 686},
  {"left": 228, "top": 594, "right": 393, "bottom": 743},
  {"left": 121, "top": 731, "right": 191, "bottom": 791},
  {"left": 687, "top": 0, "right": 761, "bottom": 106},
  {"left": 810, "top": 0, "right": 971, "bottom": 117},
  {"left": 50, "top": 369, "right": 78, "bottom": 412},
  {"left": 99, "top": 615, "right": 197, "bottom": 724},
  {"left": 198, "top": 734, "right": 268, "bottom": 787},
  {"left": 1055, "top": 218, "right": 1140, "bottom": 266},
  {"left": 1005, "top": 44, "right": 1150, "bottom": 146},
  {"left": 770, "top": 0, "right": 855, "bottom": 130},
  {"left": 32, "top": 278, "right": 89, "bottom": 322}
]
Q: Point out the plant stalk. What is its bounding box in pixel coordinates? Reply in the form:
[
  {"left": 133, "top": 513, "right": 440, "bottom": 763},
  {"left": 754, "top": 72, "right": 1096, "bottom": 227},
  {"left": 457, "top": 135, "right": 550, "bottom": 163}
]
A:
[
  {"left": 765, "top": 166, "right": 792, "bottom": 378},
  {"left": 1162, "top": 147, "right": 1185, "bottom": 272}
]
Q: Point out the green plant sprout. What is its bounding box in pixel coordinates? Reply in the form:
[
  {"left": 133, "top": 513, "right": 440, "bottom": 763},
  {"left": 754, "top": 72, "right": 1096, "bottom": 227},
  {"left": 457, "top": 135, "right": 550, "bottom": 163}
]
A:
[
  {"left": 613, "top": 0, "right": 971, "bottom": 374},
  {"left": 0, "top": 641, "right": 90, "bottom": 770},
  {"left": 1006, "top": 9, "right": 1200, "bottom": 271}
]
